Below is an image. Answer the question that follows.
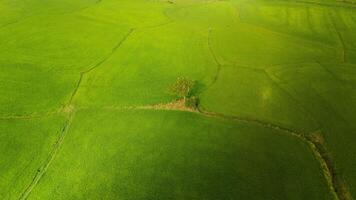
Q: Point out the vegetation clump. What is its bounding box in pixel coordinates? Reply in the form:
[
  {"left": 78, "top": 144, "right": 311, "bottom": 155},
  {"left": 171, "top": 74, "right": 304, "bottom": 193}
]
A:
[
  {"left": 168, "top": 77, "right": 199, "bottom": 109},
  {"left": 168, "top": 77, "right": 194, "bottom": 100},
  {"left": 185, "top": 96, "right": 199, "bottom": 109}
]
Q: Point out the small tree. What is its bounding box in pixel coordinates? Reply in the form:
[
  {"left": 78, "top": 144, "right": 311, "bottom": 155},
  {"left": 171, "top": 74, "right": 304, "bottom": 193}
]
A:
[{"left": 168, "top": 77, "right": 195, "bottom": 101}]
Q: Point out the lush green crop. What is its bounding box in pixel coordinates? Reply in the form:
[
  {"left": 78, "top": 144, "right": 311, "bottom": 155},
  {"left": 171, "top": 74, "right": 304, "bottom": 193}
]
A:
[
  {"left": 30, "top": 110, "right": 333, "bottom": 200},
  {"left": 0, "top": 0, "right": 355, "bottom": 199}
]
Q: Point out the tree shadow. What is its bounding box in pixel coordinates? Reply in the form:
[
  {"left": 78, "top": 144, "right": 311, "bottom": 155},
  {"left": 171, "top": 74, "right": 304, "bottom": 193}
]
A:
[{"left": 189, "top": 81, "right": 206, "bottom": 97}]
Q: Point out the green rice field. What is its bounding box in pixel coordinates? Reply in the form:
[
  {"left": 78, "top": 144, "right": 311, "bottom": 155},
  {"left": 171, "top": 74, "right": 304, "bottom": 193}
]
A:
[{"left": 0, "top": 0, "right": 355, "bottom": 199}]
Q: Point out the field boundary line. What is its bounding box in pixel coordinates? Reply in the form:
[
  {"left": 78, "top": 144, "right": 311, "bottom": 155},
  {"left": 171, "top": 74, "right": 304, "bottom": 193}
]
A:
[
  {"left": 0, "top": 110, "right": 61, "bottom": 121},
  {"left": 18, "top": 112, "right": 75, "bottom": 200},
  {"left": 68, "top": 28, "right": 135, "bottom": 104},
  {"left": 137, "top": 20, "right": 175, "bottom": 30},
  {"left": 207, "top": 28, "right": 222, "bottom": 88},
  {"left": 82, "top": 28, "right": 135, "bottom": 74},
  {"left": 0, "top": 114, "right": 48, "bottom": 120}
]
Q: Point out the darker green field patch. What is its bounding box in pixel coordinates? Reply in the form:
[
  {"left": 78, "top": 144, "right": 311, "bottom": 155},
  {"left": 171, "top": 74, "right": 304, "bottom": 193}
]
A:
[{"left": 29, "top": 110, "right": 333, "bottom": 200}]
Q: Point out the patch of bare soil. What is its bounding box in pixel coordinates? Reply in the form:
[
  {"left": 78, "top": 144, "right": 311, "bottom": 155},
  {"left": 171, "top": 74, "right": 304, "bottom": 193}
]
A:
[{"left": 138, "top": 99, "right": 198, "bottom": 113}]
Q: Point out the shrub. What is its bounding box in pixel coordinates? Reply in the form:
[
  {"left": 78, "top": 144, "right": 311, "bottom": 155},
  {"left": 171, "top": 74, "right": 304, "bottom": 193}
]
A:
[{"left": 185, "top": 96, "right": 199, "bottom": 109}]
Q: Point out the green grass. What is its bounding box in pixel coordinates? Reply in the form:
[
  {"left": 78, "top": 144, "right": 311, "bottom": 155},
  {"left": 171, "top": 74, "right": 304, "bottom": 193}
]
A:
[{"left": 0, "top": 0, "right": 356, "bottom": 199}]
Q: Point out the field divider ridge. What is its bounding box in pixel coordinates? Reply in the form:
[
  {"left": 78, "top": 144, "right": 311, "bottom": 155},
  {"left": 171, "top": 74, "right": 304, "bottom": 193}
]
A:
[
  {"left": 207, "top": 27, "right": 222, "bottom": 89},
  {"left": 68, "top": 28, "right": 135, "bottom": 104},
  {"left": 18, "top": 112, "right": 75, "bottom": 200}
]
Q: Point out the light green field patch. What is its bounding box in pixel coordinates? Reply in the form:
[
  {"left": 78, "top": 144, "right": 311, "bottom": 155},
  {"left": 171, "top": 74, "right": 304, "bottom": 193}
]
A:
[
  {"left": 75, "top": 23, "right": 216, "bottom": 108},
  {"left": 200, "top": 65, "right": 318, "bottom": 131},
  {"left": 237, "top": 0, "right": 340, "bottom": 45},
  {"left": 29, "top": 110, "right": 333, "bottom": 200},
  {"left": 165, "top": 1, "right": 237, "bottom": 28},
  {"left": 0, "top": 14, "right": 131, "bottom": 72},
  {"left": 209, "top": 23, "right": 338, "bottom": 67},
  {"left": 0, "top": 115, "right": 66, "bottom": 199},
  {"left": 0, "top": 12, "right": 132, "bottom": 115},
  {"left": 0, "top": 1, "right": 24, "bottom": 26},
  {"left": 0, "top": 0, "right": 100, "bottom": 30},
  {"left": 78, "top": 0, "right": 171, "bottom": 28},
  {"left": 0, "top": 63, "right": 77, "bottom": 115}
]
